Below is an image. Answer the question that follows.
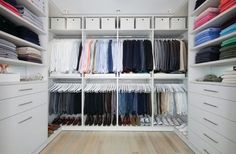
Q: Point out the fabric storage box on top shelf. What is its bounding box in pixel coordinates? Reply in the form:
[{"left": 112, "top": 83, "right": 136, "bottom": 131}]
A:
[
  {"left": 120, "top": 18, "right": 135, "bottom": 29},
  {"left": 136, "top": 18, "right": 151, "bottom": 29},
  {"left": 101, "top": 18, "right": 116, "bottom": 30},
  {"left": 170, "top": 17, "right": 186, "bottom": 29},
  {"left": 85, "top": 18, "right": 100, "bottom": 30},
  {"left": 155, "top": 17, "right": 169, "bottom": 29},
  {"left": 50, "top": 18, "right": 66, "bottom": 30},
  {"left": 67, "top": 18, "right": 81, "bottom": 30}
]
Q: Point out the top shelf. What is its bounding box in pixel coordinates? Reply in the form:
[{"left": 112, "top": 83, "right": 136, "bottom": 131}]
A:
[
  {"left": 191, "top": 5, "right": 236, "bottom": 34},
  {"left": 16, "top": 0, "right": 46, "bottom": 17},
  {"left": 0, "top": 5, "right": 46, "bottom": 35},
  {"left": 191, "top": 0, "right": 219, "bottom": 17}
]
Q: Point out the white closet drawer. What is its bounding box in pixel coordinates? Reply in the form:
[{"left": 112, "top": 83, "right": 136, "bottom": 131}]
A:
[
  {"left": 0, "top": 92, "right": 47, "bottom": 121},
  {"left": 170, "top": 17, "right": 186, "bottom": 29},
  {"left": 51, "top": 18, "right": 66, "bottom": 30},
  {"left": 86, "top": 18, "right": 100, "bottom": 30},
  {"left": 67, "top": 18, "right": 81, "bottom": 30},
  {"left": 189, "top": 92, "right": 236, "bottom": 122},
  {"left": 189, "top": 83, "right": 236, "bottom": 102},
  {"left": 189, "top": 105, "right": 236, "bottom": 143},
  {"left": 136, "top": 18, "right": 150, "bottom": 29},
  {"left": 0, "top": 104, "right": 47, "bottom": 154},
  {"left": 189, "top": 129, "right": 220, "bottom": 154},
  {"left": 155, "top": 18, "right": 169, "bottom": 29},
  {"left": 189, "top": 118, "right": 236, "bottom": 154},
  {"left": 0, "top": 82, "right": 47, "bottom": 100},
  {"left": 120, "top": 18, "right": 135, "bottom": 30},
  {"left": 101, "top": 18, "right": 116, "bottom": 30}
]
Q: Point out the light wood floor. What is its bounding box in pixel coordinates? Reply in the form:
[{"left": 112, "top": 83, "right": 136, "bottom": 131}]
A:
[{"left": 40, "top": 131, "right": 194, "bottom": 154}]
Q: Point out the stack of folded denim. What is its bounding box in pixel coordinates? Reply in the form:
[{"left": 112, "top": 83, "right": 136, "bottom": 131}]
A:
[
  {"left": 0, "top": 0, "right": 20, "bottom": 16},
  {"left": 16, "top": 5, "right": 43, "bottom": 30},
  {"left": 219, "top": 0, "right": 236, "bottom": 13},
  {"left": 0, "top": 15, "right": 17, "bottom": 36},
  {"left": 194, "top": 8, "right": 219, "bottom": 29},
  {"left": 195, "top": 46, "right": 220, "bottom": 63},
  {"left": 0, "top": 39, "right": 17, "bottom": 59},
  {"left": 222, "top": 70, "right": 236, "bottom": 83},
  {"left": 220, "top": 23, "right": 236, "bottom": 36},
  {"left": 16, "top": 26, "right": 40, "bottom": 46},
  {"left": 220, "top": 37, "right": 236, "bottom": 59},
  {"left": 195, "top": 28, "right": 221, "bottom": 46},
  {"left": 16, "top": 47, "right": 42, "bottom": 63}
]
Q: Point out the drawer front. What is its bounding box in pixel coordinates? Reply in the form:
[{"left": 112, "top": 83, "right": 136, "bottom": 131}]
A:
[
  {"left": 170, "top": 17, "right": 186, "bottom": 29},
  {"left": 67, "top": 18, "right": 81, "bottom": 30},
  {"left": 0, "top": 82, "right": 48, "bottom": 100},
  {"left": 155, "top": 18, "right": 169, "bottom": 29},
  {"left": 189, "top": 129, "right": 220, "bottom": 154},
  {"left": 51, "top": 18, "right": 66, "bottom": 30},
  {"left": 0, "top": 92, "right": 47, "bottom": 120},
  {"left": 120, "top": 18, "right": 135, "bottom": 30},
  {"left": 189, "top": 117, "right": 236, "bottom": 153},
  {"left": 0, "top": 104, "right": 47, "bottom": 154},
  {"left": 101, "top": 18, "right": 116, "bottom": 30},
  {"left": 189, "top": 92, "right": 236, "bottom": 122},
  {"left": 189, "top": 83, "right": 236, "bottom": 102},
  {"left": 189, "top": 105, "right": 236, "bottom": 143},
  {"left": 136, "top": 18, "right": 150, "bottom": 29},
  {"left": 86, "top": 18, "right": 100, "bottom": 30}
]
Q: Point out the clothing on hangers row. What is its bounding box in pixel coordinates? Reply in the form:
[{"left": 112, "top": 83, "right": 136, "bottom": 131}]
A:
[
  {"left": 119, "top": 83, "right": 152, "bottom": 93},
  {"left": 50, "top": 83, "right": 82, "bottom": 93},
  {"left": 84, "top": 83, "right": 117, "bottom": 93},
  {"left": 154, "top": 83, "right": 186, "bottom": 93}
]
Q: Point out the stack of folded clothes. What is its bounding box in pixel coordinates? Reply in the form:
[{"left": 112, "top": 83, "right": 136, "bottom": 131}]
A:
[
  {"left": 222, "top": 70, "right": 236, "bottom": 83},
  {"left": 194, "top": 8, "right": 219, "bottom": 29},
  {"left": 220, "top": 36, "right": 236, "bottom": 59},
  {"left": 16, "top": 47, "right": 42, "bottom": 63},
  {"left": 195, "top": 46, "right": 220, "bottom": 63},
  {"left": 220, "top": 23, "right": 236, "bottom": 36},
  {"left": 0, "top": 0, "right": 20, "bottom": 16},
  {"left": 0, "top": 15, "right": 17, "bottom": 36},
  {"left": 0, "top": 39, "right": 17, "bottom": 59},
  {"left": 219, "top": 0, "right": 236, "bottom": 13},
  {"left": 16, "top": 5, "right": 43, "bottom": 30},
  {"left": 16, "top": 26, "right": 40, "bottom": 46},
  {"left": 194, "top": 0, "right": 206, "bottom": 10},
  {"left": 195, "top": 28, "right": 221, "bottom": 46}
]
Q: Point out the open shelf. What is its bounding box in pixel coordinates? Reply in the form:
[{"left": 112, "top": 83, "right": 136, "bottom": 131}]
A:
[
  {"left": 191, "top": 58, "right": 236, "bottom": 67},
  {"left": 191, "top": 0, "right": 219, "bottom": 17},
  {"left": 49, "top": 73, "right": 82, "bottom": 79},
  {"left": 154, "top": 73, "right": 186, "bottom": 79},
  {"left": 190, "top": 81, "right": 236, "bottom": 87},
  {"left": 119, "top": 29, "right": 152, "bottom": 37},
  {"left": 0, "top": 5, "right": 46, "bottom": 35},
  {"left": 49, "top": 29, "right": 82, "bottom": 36},
  {"left": 0, "top": 31, "right": 45, "bottom": 51},
  {"left": 154, "top": 29, "right": 187, "bottom": 37},
  {"left": 17, "top": 0, "right": 46, "bottom": 17},
  {"left": 192, "top": 6, "right": 236, "bottom": 34},
  {"left": 0, "top": 57, "right": 44, "bottom": 67},
  {"left": 119, "top": 73, "right": 151, "bottom": 79},
  {"left": 192, "top": 32, "right": 236, "bottom": 51},
  {"left": 84, "top": 74, "right": 117, "bottom": 79},
  {"left": 84, "top": 29, "right": 117, "bottom": 36}
]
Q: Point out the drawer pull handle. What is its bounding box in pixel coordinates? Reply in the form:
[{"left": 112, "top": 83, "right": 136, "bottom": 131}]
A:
[
  {"left": 203, "top": 102, "right": 218, "bottom": 108},
  {"left": 203, "top": 149, "right": 210, "bottom": 154},
  {"left": 203, "top": 89, "right": 218, "bottom": 93},
  {"left": 18, "top": 116, "right": 32, "bottom": 124},
  {"left": 19, "top": 88, "right": 33, "bottom": 92},
  {"left": 203, "top": 133, "right": 218, "bottom": 144},
  {"left": 18, "top": 101, "right": 33, "bottom": 106},
  {"left": 203, "top": 118, "right": 218, "bottom": 126}
]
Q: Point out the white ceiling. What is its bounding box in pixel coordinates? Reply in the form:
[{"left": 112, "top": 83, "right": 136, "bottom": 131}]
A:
[{"left": 49, "top": 0, "right": 188, "bottom": 16}]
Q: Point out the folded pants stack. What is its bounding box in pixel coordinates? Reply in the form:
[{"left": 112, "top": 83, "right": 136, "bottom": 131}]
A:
[
  {"left": 16, "top": 26, "right": 40, "bottom": 46},
  {"left": 0, "top": 15, "right": 17, "bottom": 36},
  {"left": 220, "top": 37, "right": 236, "bottom": 59},
  {"left": 195, "top": 28, "right": 221, "bottom": 46},
  {"left": 222, "top": 70, "right": 236, "bottom": 83},
  {"left": 0, "top": 39, "right": 17, "bottom": 59},
  {"left": 195, "top": 46, "right": 220, "bottom": 63},
  {"left": 16, "top": 47, "right": 42, "bottom": 63},
  {"left": 219, "top": 0, "right": 236, "bottom": 13}
]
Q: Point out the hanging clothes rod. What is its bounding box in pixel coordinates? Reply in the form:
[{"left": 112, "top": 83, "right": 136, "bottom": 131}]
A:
[{"left": 53, "top": 35, "right": 82, "bottom": 39}]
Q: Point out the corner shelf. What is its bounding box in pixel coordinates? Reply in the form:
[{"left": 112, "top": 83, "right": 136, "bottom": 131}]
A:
[
  {"left": 192, "top": 6, "right": 236, "bottom": 34},
  {"left": 0, "top": 5, "right": 46, "bottom": 34},
  {"left": 49, "top": 29, "right": 82, "bottom": 36},
  {"left": 192, "top": 32, "right": 236, "bottom": 51},
  {"left": 191, "top": 58, "right": 236, "bottom": 67},
  {"left": 191, "top": 0, "right": 219, "bottom": 17},
  {"left": 17, "top": 0, "right": 46, "bottom": 17},
  {"left": 0, "top": 57, "right": 44, "bottom": 67},
  {"left": 0, "top": 31, "right": 45, "bottom": 51}
]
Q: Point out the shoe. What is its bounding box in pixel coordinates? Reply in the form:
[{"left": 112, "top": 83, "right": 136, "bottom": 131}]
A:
[
  {"left": 103, "top": 114, "right": 107, "bottom": 126},
  {"left": 162, "top": 117, "right": 169, "bottom": 126},
  {"left": 62, "top": 117, "right": 69, "bottom": 125},
  {"left": 135, "top": 115, "right": 140, "bottom": 126},
  {"left": 118, "top": 115, "right": 122, "bottom": 126},
  {"left": 73, "top": 117, "right": 80, "bottom": 126},
  {"left": 144, "top": 115, "right": 151, "bottom": 126},
  {"left": 126, "top": 115, "right": 131, "bottom": 126},
  {"left": 85, "top": 115, "right": 90, "bottom": 126},
  {"left": 172, "top": 118, "right": 180, "bottom": 126},
  {"left": 98, "top": 115, "right": 103, "bottom": 126},
  {"left": 122, "top": 115, "right": 127, "bottom": 126},
  {"left": 52, "top": 116, "right": 60, "bottom": 125},
  {"left": 166, "top": 117, "right": 174, "bottom": 126},
  {"left": 67, "top": 117, "right": 75, "bottom": 125},
  {"left": 131, "top": 115, "right": 136, "bottom": 126},
  {"left": 176, "top": 124, "right": 186, "bottom": 129},
  {"left": 112, "top": 114, "right": 116, "bottom": 126},
  {"left": 89, "top": 115, "right": 94, "bottom": 126},
  {"left": 78, "top": 117, "right": 82, "bottom": 126},
  {"left": 155, "top": 116, "right": 163, "bottom": 125},
  {"left": 94, "top": 115, "right": 99, "bottom": 126}
]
